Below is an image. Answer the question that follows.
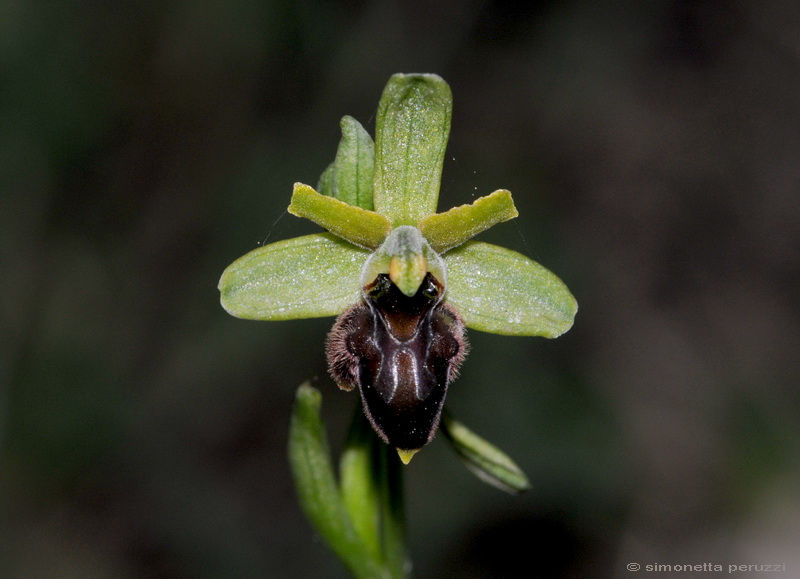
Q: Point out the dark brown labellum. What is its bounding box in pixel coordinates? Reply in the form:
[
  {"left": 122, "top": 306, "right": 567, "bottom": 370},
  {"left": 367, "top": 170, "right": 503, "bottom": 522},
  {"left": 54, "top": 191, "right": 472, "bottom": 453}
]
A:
[{"left": 326, "top": 273, "right": 468, "bottom": 451}]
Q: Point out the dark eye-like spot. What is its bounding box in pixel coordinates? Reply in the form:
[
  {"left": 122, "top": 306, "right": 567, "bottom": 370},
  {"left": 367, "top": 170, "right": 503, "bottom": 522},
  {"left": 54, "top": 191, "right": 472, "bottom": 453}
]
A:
[
  {"left": 365, "top": 274, "right": 392, "bottom": 300},
  {"left": 420, "top": 277, "right": 439, "bottom": 300}
]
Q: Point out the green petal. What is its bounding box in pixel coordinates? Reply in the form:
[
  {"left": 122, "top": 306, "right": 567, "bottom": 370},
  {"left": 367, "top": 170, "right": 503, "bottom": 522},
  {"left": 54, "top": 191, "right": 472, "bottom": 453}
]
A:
[
  {"left": 334, "top": 116, "right": 375, "bottom": 210},
  {"left": 219, "top": 233, "right": 369, "bottom": 320},
  {"left": 444, "top": 241, "right": 577, "bottom": 337},
  {"left": 418, "top": 189, "right": 518, "bottom": 253},
  {"left": 288, "top": 183, "right": 391, "bottom": 249},
  {"left": 373, "top": 73, "right": 452, "bottom": 226}
]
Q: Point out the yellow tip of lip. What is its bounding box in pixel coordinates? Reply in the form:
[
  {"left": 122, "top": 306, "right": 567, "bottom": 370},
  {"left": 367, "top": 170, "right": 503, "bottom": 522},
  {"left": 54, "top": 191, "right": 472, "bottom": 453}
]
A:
[{"left": 396, "top": 448, "right": 419, "bottom": 465}]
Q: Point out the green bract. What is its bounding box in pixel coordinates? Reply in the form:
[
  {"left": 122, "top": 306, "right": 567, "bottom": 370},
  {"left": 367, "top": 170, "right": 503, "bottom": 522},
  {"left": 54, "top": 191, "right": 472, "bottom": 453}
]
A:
[
  {"left": 439, "top": 411, "right": 531, "bottom": 494},
  {"left": 220, "top": 74, "right": 577, "bottom": 338}
]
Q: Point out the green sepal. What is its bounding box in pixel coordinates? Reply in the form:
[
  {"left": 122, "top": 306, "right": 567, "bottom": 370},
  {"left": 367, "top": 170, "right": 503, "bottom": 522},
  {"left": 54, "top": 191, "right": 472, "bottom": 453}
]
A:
[
  {"left": 373, "top": 73, "right": 452, "bottom": 226},
  {"left": 288, "top": 183, "right": 391, "bottom": 249},
  {"left": 218, "top": 233, "right": 369, "bottom": 320},
  {"left": 334, "top": 116, "right": 375, "bottom": 210},
  {"left": 440, "top": 411, "right": 531, "bottom": 495},
  {"left": 418, "top": 189, "right": 518, "bottom": 253},
  {"left": 444, "top": 241, "right": 578, "bottom": 337},
  {"left": 288, "top": 384, "right": 386, "bottom": 579},
  {"left": 318, "top": 117, "right": 375, "bottom": 209}
]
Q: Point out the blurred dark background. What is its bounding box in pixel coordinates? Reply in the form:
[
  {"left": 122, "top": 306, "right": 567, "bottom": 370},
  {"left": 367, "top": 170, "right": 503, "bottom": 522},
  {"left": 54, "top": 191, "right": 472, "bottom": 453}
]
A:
[{"left": 2, "top": 1, "right": 799, "bottom": 577}]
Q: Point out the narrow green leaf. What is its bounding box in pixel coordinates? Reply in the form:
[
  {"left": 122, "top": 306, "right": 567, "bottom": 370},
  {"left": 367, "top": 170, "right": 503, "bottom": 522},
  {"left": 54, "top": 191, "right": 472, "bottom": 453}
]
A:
[
  {"left": 289, "top": 384, "right": 386, "bottom": 579},
  {"left": 419, "top": 189, "right": 518, "bottom": 253},
  {"left": 373, "top": 73, "right": 452, "bottom": 226},
  {"left": 334, "top": 116, "right": 375, "bottom": 210},
  {"left": 339, "top": 408, "right": 383, "bottom": 563},
  {"left": 288, "top": 183, "right": 391, "bottom": 249},
  {"left": 439, "top": 412, "right": 531, "bottom": 495},
  {"left": 444, "top": 241, "right": 578, "bottom": 337},
  {"left": 218, "top": 233, "right": 369, "bottom": 320}
]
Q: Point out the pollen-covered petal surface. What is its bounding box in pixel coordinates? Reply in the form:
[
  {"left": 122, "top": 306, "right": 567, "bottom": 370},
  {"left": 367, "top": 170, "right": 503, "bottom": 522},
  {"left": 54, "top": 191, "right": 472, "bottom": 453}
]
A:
[
  {"left": 219, "top": 233, "right": 370, "bottom": 320},
  {"left": 443, "top": 241, "right": 577, "bottom": 337}
]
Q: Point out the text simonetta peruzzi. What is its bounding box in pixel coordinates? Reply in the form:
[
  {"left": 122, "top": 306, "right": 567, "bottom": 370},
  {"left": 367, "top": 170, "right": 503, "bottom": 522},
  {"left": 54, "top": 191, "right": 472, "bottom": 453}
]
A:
[{"left": 645, "top": 563, "right": 786, "bottom": 573}]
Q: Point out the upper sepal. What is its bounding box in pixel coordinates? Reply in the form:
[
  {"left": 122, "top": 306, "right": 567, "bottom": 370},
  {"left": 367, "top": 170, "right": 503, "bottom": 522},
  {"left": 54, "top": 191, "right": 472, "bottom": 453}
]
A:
[{"left": 372, "top": 74, "right": 452, "bottom": 226}]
